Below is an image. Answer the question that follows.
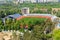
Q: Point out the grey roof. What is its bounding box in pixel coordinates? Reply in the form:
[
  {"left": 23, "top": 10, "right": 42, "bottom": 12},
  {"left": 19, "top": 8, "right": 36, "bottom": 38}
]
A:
[{"left": 6, "top": 14, "right": 21, "bottom": 19}]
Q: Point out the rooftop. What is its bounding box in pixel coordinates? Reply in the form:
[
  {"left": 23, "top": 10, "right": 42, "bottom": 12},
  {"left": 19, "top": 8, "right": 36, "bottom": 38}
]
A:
[{"left": 5, "top": 14, "right": 21, "bottom": 19}]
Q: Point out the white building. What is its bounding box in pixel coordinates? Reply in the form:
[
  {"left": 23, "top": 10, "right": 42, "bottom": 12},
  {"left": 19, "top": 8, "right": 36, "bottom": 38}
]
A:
[
  {"left": 36, "top": 0, "right": 59, "bottom": 3},
  {"left": 35, "top": 0, "right": 44, "bottom": 3},
  {"left": 0, "top": 0, "right": 59, "bottom": 4},
  {"left": 0, "top": 0, "right": 6, "bottom": 4},
  {"left": 22, "top": 0, "right": 36, "bottom": 3},
  {"left": 17, "top": 0, "right": 24, "bottom": 3},
  {"left": 21, "top": 7, "right": 30, "bottom": 15},
  {"left": 59, "top": 0, "right": 60, "bottom": 2},
  {"left": 30, "top": 0, "right": 36, "bottom": 3},
  {"left": 46, "top": 0, "right": 58, "bottom": 2}
]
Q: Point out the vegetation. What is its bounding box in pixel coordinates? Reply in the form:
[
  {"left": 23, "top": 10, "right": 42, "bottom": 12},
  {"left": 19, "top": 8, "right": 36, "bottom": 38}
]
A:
[
  {"left": 52, "top": 29, "right": 60, "bottom": 40},
  {"left": 0, "top": 3, "right": 60, "bottom": 17},
  {"left": 0, "top": 3, "right": 60, "bottom": 40},
  {"left": 0, "top": 18, "right": 47, "bottom": 31},
  {"left": 0, "top": 17, "right": 55, "bottom": 40}
]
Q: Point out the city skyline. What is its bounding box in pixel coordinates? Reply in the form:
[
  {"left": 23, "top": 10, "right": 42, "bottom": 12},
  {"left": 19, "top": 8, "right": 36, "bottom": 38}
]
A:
[{"left": 0, "top": 0, "right": 59, "bottom": 4}]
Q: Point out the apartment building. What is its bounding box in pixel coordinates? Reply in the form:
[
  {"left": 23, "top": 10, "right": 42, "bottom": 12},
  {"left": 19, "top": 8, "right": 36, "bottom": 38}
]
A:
[
  {"left": 0, "top": 0, "right": 59, "bottom": 4},
  {"left": 0, "top": 0, "right": 6, "bottom": 4},
  {"left": 30, "top": 0, "right": 36, "bottom": 3},
  {"left": 46, "top": 0, "right": 58, "bottom": 2},
  {"left": 58, "top": 0, "right": 60, "bottom": 2},
  {"left": 23, "top": 0, "right": 36, "bottom": 3},
  {"left": 36, "top": 0, "right": 58, "bottom": 3}
]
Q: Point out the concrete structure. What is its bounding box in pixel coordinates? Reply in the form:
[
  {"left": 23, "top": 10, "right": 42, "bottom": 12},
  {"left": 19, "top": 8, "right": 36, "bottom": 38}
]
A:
[
  {"left": 0, "top": 0, "right": 6, "bottom": 4},
  {"left": 0, "top": 0, "right": 59, "bottom": 4},
  {"left": 21, "top": 0, "right": 36, "bottom": 3},
  {"left": 30, "top": 0, "right": 36, "bottom": 3},
  {"left": 23, "top": 0, "right": 58, "bottom": 3},
  {"left": 36, "top": 0, "right": 58, "bottom": 3},
  {"left": 20, "top": 7, "right": 60, "bottom": 29},
  {"left": 0, "top": 0, "right": 13, "bottom": 4},
  {"left": 18, "top": 0, "right": 24, "bottom": 3},
  {"left": 54, "top": 18, "right": 60, "bottom": 29},
  {"left": 1, "top": 14, "right": 21, "bottom": 25},
  {"left": 6, "top": 14, "right": 21, "bottom": 19},
  {"left": 21, "top": 7, "right": 29, "bottom": 15},
  {"left": 36, "top": 0, "right": 45, "bottom": 3},
  {"left": 12, "top": 0, "right": 19, "bottom": 4},
  {"left": 23, "top": 14, "right": 57, "bottom": 21},
  {"left": 12, "top": 0, "right": 23, "bottom": 4},
  {"left": 45, "top": 0, "right": 58, "bottom": 2},
  {"left": 12, "top": 0, "right": 36, "bottom": 3},
  {"left": 17, "top": 7, "right": 57, "bottom": 22},
  {"left": 59, "top": 0, "right": 60, "bottom": 2}
]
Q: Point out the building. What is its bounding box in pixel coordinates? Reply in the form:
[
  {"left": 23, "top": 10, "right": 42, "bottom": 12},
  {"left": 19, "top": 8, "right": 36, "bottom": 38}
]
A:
[
  {"left": 36, "top": 0, "right": 46, "bottom": 3},
  {"left": 18, "top": 0, "right": 24, "bottom": 3},
  {"left": 47, "top": 0, "right": 58, "bottom": 2},
  {"left": 12, "top": 0, "right": 19, "bottom": 4},
  {"left": 13, "top": 0, "right": 59, "bottom": 3},
  {"left": 21, "top": 7, "right": 30, "bottom": 15},
  {"left": 6, "top": 0, "right": 13, "bottom": 3},
  {"left": 0, "top": 0, "right": 6, "bottom": 4},
  {"left": 0, "top": 0, "right": 13, "bottom": 4},
  {"left": 30, "top": 0, "right": 36, "bottom": 3},
  {"left": 2, "top": 7, "right": 60, "bottom": 29},
  {"left": 1, "top": 14, "right": 21, "bottom": 25},
  {"left": 16, "top": 13, "right": 60, "bottom": 29},
  {"left": 22, "top": 0, "right": 36, "bottom": 3},
  {"left": 0, "top": 0, "right": 59, "bottom": 4},
  {"left": 20, "top": 7, "right": 57, "bottom": 21},
  {"left": 36, "top": 0, "right": 58, "bottom": 3},
  {"left": 17, "top": 14, "right": 57, "bottom": 21},
  {"left": 5, "top": 14, "right": 21, "bottom": 19},
  {"left": 59, "top": 0, "right": 60, "bottom": 2}
]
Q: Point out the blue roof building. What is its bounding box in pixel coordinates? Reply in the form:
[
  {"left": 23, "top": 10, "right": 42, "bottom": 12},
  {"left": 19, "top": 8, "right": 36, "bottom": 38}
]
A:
[{"left": 6, "top": 14, "right": 21, "bottom": 19}]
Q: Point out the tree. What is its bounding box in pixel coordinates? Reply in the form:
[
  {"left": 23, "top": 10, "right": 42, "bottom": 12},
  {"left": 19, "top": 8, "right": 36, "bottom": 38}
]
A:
[
  {"left": 23, "top": 31, "right": 32, "bottom": 40},
  {"left": 17, "top": 34, "right": 21, "bottom": 40},
  {"left": 12, "top": 32, "right": 17, "bottom": 40},
  {"left": 47, "top": 8, "right": 52, "bottom": 14},
  {"left": 31, "top": 25, "right": 46, "bottom": 40},
  {"left": 52, "top": 29, "right": 60, "bottom": 40},
  {"left": 0, "top": 19, "right": 3, "bottom": 32},
  {"left": 31, "top": 19, "right": 55, "bottom": 40},
  {"left": 56, "top": 11, "right": 60, "bottom": 17}
]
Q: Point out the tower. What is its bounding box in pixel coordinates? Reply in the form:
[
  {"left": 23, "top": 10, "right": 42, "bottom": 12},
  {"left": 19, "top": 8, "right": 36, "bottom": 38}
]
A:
[{"left": 21, "top": 7, "right": 29, "bottom": 15}]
